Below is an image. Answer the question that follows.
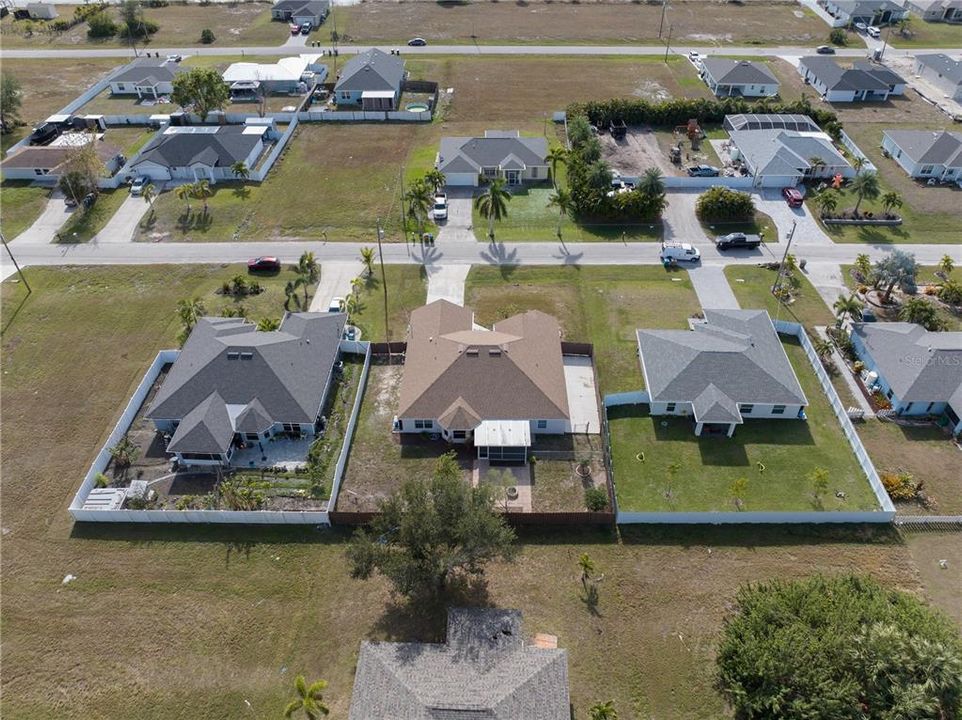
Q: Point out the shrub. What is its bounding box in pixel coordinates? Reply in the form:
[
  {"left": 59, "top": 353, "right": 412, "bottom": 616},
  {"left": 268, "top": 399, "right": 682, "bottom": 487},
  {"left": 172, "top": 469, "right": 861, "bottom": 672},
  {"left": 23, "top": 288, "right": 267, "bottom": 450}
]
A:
[
  {"left": 584, "top": 486, "right": 609, "bottom": 512},
  {"left": 881, "top": 470, "right": 918, "bottom": 502},
  {"left": 50, "top": 19, "right": 72, "bottom": 33},
  {"left": 871, "top": 390, "right": 891, "bottom": 410},
  {"left": 696, "top": 186, "right": 755, "bottom": 221},
  {"left": 86, "top": 11, "right": 118, "bottom": 38},
  {"left": 200, "top": 28, "right": 215, "bottom": 44},
  {"left": 118, "top": 19, "right": 159, "bottom": 39},
  {"left": 94, "top": 472, "right": 111, "bottom": 488},
  {"left": 938, "top": 278, "right": 962, "bottom": 306},
  {"left": 829, "top": 28, "right": 847, "bottom": 45}
]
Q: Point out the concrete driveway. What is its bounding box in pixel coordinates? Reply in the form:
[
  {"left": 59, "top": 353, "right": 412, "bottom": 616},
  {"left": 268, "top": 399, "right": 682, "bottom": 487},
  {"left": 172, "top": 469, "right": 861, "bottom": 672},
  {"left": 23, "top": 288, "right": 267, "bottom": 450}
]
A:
[
  {"left": 12, "top": 190, "right": 73, "bottom": 245},
  {"left": 91, "top": 192, "right": 152, "bottom": 244},
  {"left": 689, "top": 265, "right": 741, "bottom": 309},
  {"left": 309, "top": 261, "right": 362, "bottom": 313},
  {"left": 436, "top": 188, "right": 476, "bottom": 243},
  {"left": 563, "top": 356, "right": 601, "bottom": 434},
  {"left": 662, "top": 190, "right": 711, "bottom": 243},
  {"left": 753, "top": 189, "right": 832, "bottom": 247},
  {"left": 426, "top": 265, "right": 470, "bottom": 305}
]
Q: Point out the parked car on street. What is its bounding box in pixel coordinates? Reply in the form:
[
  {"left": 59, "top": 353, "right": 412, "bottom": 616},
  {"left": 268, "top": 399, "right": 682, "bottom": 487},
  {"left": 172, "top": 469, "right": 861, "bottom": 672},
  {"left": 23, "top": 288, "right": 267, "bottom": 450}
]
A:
[
  {"left": 408, "top": 37, "right": 427, "bottom": 46},
  {"left": 166, "top": 54, "right": 183, "bottom": 63},
  {"left": 687, "top": 164, "right": 720, "bottom": 177},
  {"left": 130, "top": 177, "right": 151, "bottom": 196},
  {"left": 247, "top": 256, "right": 281, "bottom": 272},
  {"left": 782, "top": 187, "right": 804, "bottom": 207},
  {"left": 660, "top": 242, "right": 701, "bottom": 264},
  {"left": 816, "top": 45, "right": 836, "bottom": 54},
  {"left": 433, "top": 193, "right": 448, "bottom": 221},
  {"left": 714, "top": 232, "right": 762, "bottom": 250}
]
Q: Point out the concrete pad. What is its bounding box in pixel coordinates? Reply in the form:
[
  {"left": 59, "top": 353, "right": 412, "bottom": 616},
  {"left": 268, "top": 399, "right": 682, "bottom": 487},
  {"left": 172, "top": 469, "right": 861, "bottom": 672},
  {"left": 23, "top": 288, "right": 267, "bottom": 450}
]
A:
[
  {"left": 310, "top": 261, "right": 363, "bottom": 312},
  {"left": 689, "top": 265, "right": 740, "bottom": 309},
  {"left": 563, "top": 356, "right": 601, "bottom": 434},
  {"left": 12, "top": 191, "right": 73, "bottom": 245},
  {"left": 426, "top": 264, "right": 470, "bottom": 305},
  {"left": 92, "top": 193, "right": 152, "bottom": 244},
  {"left": 473, "top": 459, "right": 532, "bottom": 512},
  {"left": 436, "top": 189, "right": 476, "bottom": 243}
]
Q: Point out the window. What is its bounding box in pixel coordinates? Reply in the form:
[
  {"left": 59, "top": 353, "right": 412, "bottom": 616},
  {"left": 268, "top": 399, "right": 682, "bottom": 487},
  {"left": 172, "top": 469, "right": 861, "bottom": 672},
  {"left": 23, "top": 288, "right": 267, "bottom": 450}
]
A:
[
  {"left": 117, "top": 84, "right": 126, "bottom": 91},
  {"left": 740, "top": 404, "right": 754, "bottom": 415},
  {"left": 414, "top": 419, "right": 433, "bottom": 429},
  {"left": 246, "top": 433, "right": 259, "bottom": 441},
  {"left": 772, "top": 405, "right": 786, "bottom": 415},
  {"left": 34, "top": 169, "right": 44, "bottom": 176},
  {"left": 886, "top": 389, "right": 894, "bottom": 400},
  {"left": 921, "top": 165, "right": 934, "bottom": 175},
  {"left": 926, "top": 402, "right": 936, "bottom": 412},
  {"left": 453, "top": 430, "right": 466, "bottom": 440},
  {"left": 903, "top": 402, "right": 913, "bottom": 413},
  {"left": 537, "top": 420, "right": 547, "bottom": 429},
  {"left": 665, "top": 403, "right": 676, "bottom": 413}
]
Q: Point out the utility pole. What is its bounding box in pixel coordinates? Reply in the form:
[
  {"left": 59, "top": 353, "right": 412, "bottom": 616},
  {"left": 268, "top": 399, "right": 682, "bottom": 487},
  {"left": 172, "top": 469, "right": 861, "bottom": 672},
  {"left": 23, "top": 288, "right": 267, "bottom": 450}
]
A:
[
  {"left": 664, "top": 25, "right": 673, "bottom": 64},
  {"left": 771, "top": 219, "right": 797, "bottom": 301},
  {"left": 376, "top": 218, "right": 389, "bottom": 347},
  {"left": 330, "top": 0, "right": 339, "bottom": 76},
  {"left": 879, "top": 23, "right": 893, "bottom": 61},
  {"left": 398, "top": 166, "right": 407, "bottom": 244},
  {"left": 658, "top": 0, "right": 669, "bottom": 39},
  {"left": 1, "top": 232, "right": 30, "bottom": 293}
]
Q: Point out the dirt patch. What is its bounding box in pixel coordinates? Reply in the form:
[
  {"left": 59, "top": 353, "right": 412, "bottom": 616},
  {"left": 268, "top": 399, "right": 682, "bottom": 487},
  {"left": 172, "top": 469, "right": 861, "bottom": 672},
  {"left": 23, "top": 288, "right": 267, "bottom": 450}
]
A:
[
  {"left": 633, "top": 80, "right": 671, "bottom": 102},
  {"left": 600, "top": 126, "right": 715, "bottom": 177}
]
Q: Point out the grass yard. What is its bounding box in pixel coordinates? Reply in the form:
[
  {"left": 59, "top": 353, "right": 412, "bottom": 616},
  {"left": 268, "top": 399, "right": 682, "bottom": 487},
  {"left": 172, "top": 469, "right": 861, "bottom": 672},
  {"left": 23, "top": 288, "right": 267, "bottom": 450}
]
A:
[
  {"left": 0, "top": 181, "right": 49, "bottom": 239},
  {"left": 608, "top": 337, "right": 879, "bottom": 512},
  {"left": 78, "top": 89, "right": 181, "bottom": 117},
  {"left": 700, "top": 210, "right": 777, "bottom": 241},
  {"left": 0, "top": 3, "right": 286, "bottom": 48},
  {"left": 0, "top": 265, "right": 948, "bottom": 720},
  {"left": 858, "top": 420, "right": 962, "bottom": 516},
  {"left": 840, "top": 264, "right": 962, "bottom": 331},
  {"left": 888, "top": 20, "right": 962, "bottom": 48},
  {"left": 725, "top": 265, "right": 835, "bottom": 332},
  {"left": 54, "top": 188, "right": 127, "bottom": 243},
  {"left": 465, "top": 265, "right": 701, "bottom": 394},
  {"left": 336, "top": 0, "right": 830, "bottom": 46},
  {"left": 348, "top": 266, "right": 428, "bottom": 343}
]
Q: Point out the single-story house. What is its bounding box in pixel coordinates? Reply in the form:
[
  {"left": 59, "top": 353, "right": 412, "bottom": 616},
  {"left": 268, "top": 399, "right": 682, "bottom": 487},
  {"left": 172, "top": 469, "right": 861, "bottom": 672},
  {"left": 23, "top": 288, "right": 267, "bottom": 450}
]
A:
[
  {"left": 726, "top": 120, "right": 855, "bottom": 187},
  {"left": 348, "top": 608, "right": 570, "bottom": 720},
  {"left": 824, "top": 0, "right": 908, "bottom": 25},
  {"left": 700, "top": 59, "right": 779, "bottom": 98},
  {"left": 636, "top": 309, "right": 808, "bottom": 437},
  {"left": 881, "top": 129, "right": 962, "bottom": 181},
  {"left": 798, "top": 57, "right": 906, "bottom": 102},
  {"left": 902, "top": 0, "right": 962, "bottom": 22},
  {"left": 146, "top": 313, "right": 346, "bottom": 466},
  {"left": 438, "top": 130, "right": 549, "bottom": 187},
  {"left": 0, "top": 134, "right": 123, "bottom": 184},
  {"left": 914, "top": 54, "right": 962, "bottom": 102},
  {"left": 223, "top": 55, "right": 328, "bottom": 98},
  {"left": 851, "top": 322, "right": 962, "bottom": 435},
  {"left": 270, "top": 0, "right": 329, "bottom": 26},
  {"left": 398, "top": 300, "right": 570, "bottom": 461},
  {"left": 109, "top": 59, "right": 186, "bottom": 100},
  {"left": 127, "top": 124, "right": 271, "bottom": 184},
  {"left": 334, "top": 48, "right": 405, "bottom": 110}
]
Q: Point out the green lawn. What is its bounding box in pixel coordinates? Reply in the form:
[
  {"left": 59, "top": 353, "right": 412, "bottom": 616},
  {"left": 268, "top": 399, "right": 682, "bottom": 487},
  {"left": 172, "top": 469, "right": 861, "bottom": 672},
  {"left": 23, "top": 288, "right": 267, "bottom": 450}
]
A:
[
  {"left": 888, "top": 20, "right": 962, "bottom": 48},
  {"left": 0, "top": 181, "right": 49, "bottom": 239},
  {"left": 700, "top": 210, "right": 777, "bottom": 242},
  {"left": 608, "top": 338, "right": 879, "bottom": 512},
  {"left": 349, "top": 266, "right": 428, "bottom": 343},
  {"left": 465, "top": 265, "right": 701, "bottom": 394},
  {"left": 725, "top": 265, "right": 835, "bottom": 333},
  {"left": 840, "top": 265, "right": 962, "bottom": 331},
  {"left": 55, "top": 188, "right": 127, "bottom": 243}
]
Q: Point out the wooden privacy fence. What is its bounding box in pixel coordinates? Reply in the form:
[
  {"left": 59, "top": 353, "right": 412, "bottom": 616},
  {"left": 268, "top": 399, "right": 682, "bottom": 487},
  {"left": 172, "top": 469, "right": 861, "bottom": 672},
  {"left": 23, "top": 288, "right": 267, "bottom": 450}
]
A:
[{"left": 328, "top": 510, "right": 615, "bottom": 527}]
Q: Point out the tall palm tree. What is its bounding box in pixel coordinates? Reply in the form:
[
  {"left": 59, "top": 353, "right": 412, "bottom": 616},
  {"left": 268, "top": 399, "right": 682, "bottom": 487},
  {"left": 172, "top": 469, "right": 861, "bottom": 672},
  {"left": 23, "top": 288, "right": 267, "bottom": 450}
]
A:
[
  {"left": 881, "top": 191, "right": 903, "bottom": 216},
  {"left": 423, "top": 168, "right": 446, "bottom": 193},
  {"left": 359, "top": 247, "right": 376, "bottom": 277},
  {"left": 589, "top": 700, "right": 619, "bottom": 720},
  {"left": 193, "top": 179, "right": 213, "bottom": 215},
  {"left": 938, "top": 254, "right": 954, "bottom": 278},
  {"left": 142, "top": 183, "right": 157, "bottom": 215},
  {"left": 852, "top": 155, "right": 867, "bottom": 174},
  {"left": 176, "top": 183, "right": 193, "bottom": 215},
  {"left": 176, "top": 297, "right": 205, "bottom": 332},
  {"left": 546, "top": 146, "right": 568, "bottom": 186},
  {"left": 230, "top": 161, "right": 250, "bottom": 181},
  {"left": 850, "top": 171, "right": 880, "bottom": 216},
  {"left": 475, "top": 176, "right": 511, "bottom": 242},
  {"left": 855, "top": 253, "right": 872, "bottom": 280},
  {"left": 548, "top": 187, "right": 574, "bottom": 240},
  {"left": 284, "top": 280, "right": 298, "bottom": 310},
  {"left": 296, "top": 251, "right": 319, "bottom": 306},
  {"left": 833, "top": 293, "right": 863, "bottom": 327},
  {"left": 814, "top": 189, "right": 838, "bottom": 217},
  {"left": 283, "top": 675, "right": 329, "bottom": 720},
  {"left": 637, "top": 167, "right": 665, "bottom": 198},
  {"left": 350, "top": 276, "right": 363, "bottom": 298},
  {"left": 257, "top": 317, "right": 280, "bottom": 331},
  {"left": 344, "top": 292, "right": 359, "bottom": 321},
  {"left": 405, "top": 178, "right": 433, "bottom": 236},
  {"left": 578, "top": 552, "right": 595, "bottom": 589},
  {"left": 807, "top": 156, "right": 826, "bottom": 176}
]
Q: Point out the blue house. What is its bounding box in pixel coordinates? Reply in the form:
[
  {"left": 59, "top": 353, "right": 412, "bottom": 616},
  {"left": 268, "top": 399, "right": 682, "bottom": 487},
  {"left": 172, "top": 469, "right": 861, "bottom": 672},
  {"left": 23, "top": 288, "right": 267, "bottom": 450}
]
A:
[
  {"left": 851, "top": 322, "right": 962, "bottom": 435},
  {"left": 333, "top": 48, "right": 405, "bottom": 111}
]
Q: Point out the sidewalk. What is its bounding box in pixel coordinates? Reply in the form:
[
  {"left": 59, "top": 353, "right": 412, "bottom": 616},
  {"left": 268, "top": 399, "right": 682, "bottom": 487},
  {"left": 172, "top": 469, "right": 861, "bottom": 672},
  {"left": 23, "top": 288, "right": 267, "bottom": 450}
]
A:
[{"left": 814, "top": 325, "right": 874, "bottom": 415}]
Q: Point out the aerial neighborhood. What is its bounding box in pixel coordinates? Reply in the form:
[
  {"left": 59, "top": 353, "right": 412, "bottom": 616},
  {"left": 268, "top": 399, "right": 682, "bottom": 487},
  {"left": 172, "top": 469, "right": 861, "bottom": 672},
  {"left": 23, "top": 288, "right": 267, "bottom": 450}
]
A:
[{"left": 1, "top": 0, "right": 960, "bottom": 718}]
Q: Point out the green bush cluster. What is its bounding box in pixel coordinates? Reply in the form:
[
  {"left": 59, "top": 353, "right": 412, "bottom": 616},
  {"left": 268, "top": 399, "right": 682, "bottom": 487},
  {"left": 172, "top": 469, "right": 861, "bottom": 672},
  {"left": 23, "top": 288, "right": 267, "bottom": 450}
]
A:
[{"left": 695, "top": 186, "right": 755, "bottom": 221}]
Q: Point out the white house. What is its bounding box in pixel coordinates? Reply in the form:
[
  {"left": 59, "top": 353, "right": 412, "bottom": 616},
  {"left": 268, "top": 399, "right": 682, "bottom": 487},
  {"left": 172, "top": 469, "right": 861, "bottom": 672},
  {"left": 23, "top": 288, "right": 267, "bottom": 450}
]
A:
[
  {"left": 0, "top": 133, "right": 123, "bottom": 185},
  {"left": 127, "top": 124, "right": 272, "bottom": 184},
  {"left": 636, "top": 309, "right": 809, "bottom": 438},
  {"left": 223, "top": 55, "right": 328, "bottom": 98},
  {"left": 882, "top": 129, "right": 962, "bottom": 181},
  {"left": 397, "top": 300, "right": 574, "bottom": 461},
  {"left": 438, "top": 131, "right": 549, "bottom": 187},
  {"left": 914, "top": 54, "right": 962, "bottom": 102},
  {"left": 700, "top": 59, "right": 779, "bottom": 98},
  {"left": 799, "top": 57, "right": 906, "bottom": 102},
  {"left": 824, "top": 0, "right": 908, "bottom": 25},
  {"left": 108, "top": 59, "right": 186, "bottom": 99},
  {"left": 270, "top": 0, "right": 329, "bottom": 26},
  {"left": 902, "top": 0, "right": 962, "bottom": 23},
  {"left": 333, "top": 48, "right": 405, "bottom": 110}
]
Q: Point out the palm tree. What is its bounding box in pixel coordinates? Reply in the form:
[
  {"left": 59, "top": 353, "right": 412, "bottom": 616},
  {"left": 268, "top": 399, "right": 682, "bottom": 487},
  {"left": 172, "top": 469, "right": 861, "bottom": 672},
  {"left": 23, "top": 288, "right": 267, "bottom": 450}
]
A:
[
  {"left": 938, "top": 254, "right": 954, "bottom": 279},
  {"left": 405, "top": 178, "right": 433, "bottom": 236},
  {"left": 589, "top": 700, "right": 619, "bottom": 720},
  {"left": 176, "top": 297, "right": 205, "bottom": 332},
  {"left": 637, "top": 167, "right": 665, "bottom": 198},
  {"left": 899, "top": 297, "right": 943, "bottom": 331},
  {"left": 475, "top": 176, "right": 511, "bottom": 242},
  {"left": 807, "top": 156, "right": 826, "bottom": 176},
  {"left": 729, "top": 477, "right": 748, "bottom": 511},
  {"left": 833, "top": 293, "right": 863, "bottom": 327},
  {"left": 546, "top": 146, "right": 568, "bottom": 186},
  {"left": 548, "top": 187, "right": 574, "bottom": 240},
  {"left": 193, "top": 179, "right": 213, "bottom": 215},
  {"left": 814, "top": 189, "right": 838, "bottom": 217},
  {"left": 350, "top": 276, "right": 363, "bottom": 298},
  {"left": 812, "top": 337, "right": 834, "bottom": 360},
  {"left": 176, "top": 183, "right": 193, "bottom": 215},
  {"left": 109, "top": 434, "right": 140, "bottom": 470},
  {"left": 296, "top": 251, "right": 319, "bottom": 306},
  {"left": 881, "top": 191, "right": 903, "bottom": 217},
  {"left": 230, "top": 161, "right": 250, "bottom": 181},
  {"left": 359, "top": 247, "right": 376, "bottom": 277},
  {"left": 578, "top": 552, "right": 595, "bottom": 589},
  {"left": 852, "top": 155, "right": 867, "bottom": 174},
  {"left": 142, "top": 182, "right": 157, "bottom": 215},
  {"left": 344, "top": 292, "right": 359, "bottom": 321},
  {"left": 283, "top": 675, "right": 329, "bottom": 720},
  {"left": 257, "top": 317, "right": 280, "bottom": 331},
  {"left": 855, "top": 253, "right": 872, "bottom": 280},
  {"left": 284, "top": 280, "right": 298, "bottom": 310},
  {"left": 423, "top": 168, "right": 446, "bottom": 193},
  {"left": 850, "top": 171, "right": 880, "bottom": 216}
]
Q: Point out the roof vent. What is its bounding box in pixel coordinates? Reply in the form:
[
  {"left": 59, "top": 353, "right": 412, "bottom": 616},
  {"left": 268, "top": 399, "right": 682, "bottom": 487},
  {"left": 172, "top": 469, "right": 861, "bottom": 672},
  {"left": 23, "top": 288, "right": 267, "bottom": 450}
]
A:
[
  {"left": 240, "top": 352, "right": 253, "bottom": 360},
  {"left": 227, "top": 351, "right": 240, "bottom": 360},
  {"left": 488, "top": 348, "right": 501, "bottom": 357},
  {"left": 466, "top": 347, "right": 479, "bottom": 356}
]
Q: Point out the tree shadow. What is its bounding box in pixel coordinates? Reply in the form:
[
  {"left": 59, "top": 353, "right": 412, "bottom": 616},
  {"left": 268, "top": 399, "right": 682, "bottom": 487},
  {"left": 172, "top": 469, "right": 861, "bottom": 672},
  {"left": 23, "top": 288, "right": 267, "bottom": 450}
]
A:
[
  {"left": 370, "top": 574, "right": 493, "bottom": 642},
  {"left": 232, "top": 186, "right": 251, "bottom": 200},
  {"left": 579, "top": 583, "right": 602, "bottom": 617}
]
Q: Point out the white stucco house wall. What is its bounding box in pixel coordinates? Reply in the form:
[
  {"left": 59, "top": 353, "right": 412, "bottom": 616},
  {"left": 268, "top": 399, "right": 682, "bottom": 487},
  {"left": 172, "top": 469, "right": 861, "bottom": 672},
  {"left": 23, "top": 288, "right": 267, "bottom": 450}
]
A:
[
  {"left": 438, "top": 131, "right": 549, "bottom": 187},
  {"left": 882, "top": 129, "right": 962, "bottom": 182},
  {"left": 914, "top": 54, "right": 962, "bottom": 102},
  {"left": 700, "top": 59, "right": 779, "bottom": 98}
]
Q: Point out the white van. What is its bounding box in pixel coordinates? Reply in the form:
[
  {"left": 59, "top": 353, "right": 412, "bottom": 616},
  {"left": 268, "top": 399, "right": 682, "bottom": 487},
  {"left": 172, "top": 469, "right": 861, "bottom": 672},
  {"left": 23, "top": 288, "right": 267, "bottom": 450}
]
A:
[
  {"left": 660, "top": 242, "right": 701, "bottom": 264},
  {"left": 867, "top": 26, "right": 881, "bottom": 38}
]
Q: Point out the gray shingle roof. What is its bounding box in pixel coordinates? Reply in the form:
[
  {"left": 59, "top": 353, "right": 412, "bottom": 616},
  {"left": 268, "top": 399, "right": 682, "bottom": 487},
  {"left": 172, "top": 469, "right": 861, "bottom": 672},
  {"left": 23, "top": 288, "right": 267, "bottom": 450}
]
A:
[
  {"left": 883, "top": 129, "right": 962, "bottom": 167},
  {"left": 167, "top": 391, "right": 235, "bottom": 454},
  {"left": 916, "top": 54, "right": 962, "bottom": 85},
  {"left": 348, "top": 608, "right": 570, "bottom": 720},
  {"left": 334, "top": 48, "right": 404, "bottom": 93},
  {"left": 438, "top": 132, "right": 548, "bottom": 174},
  {"left": 728, "top": 128, "right": 851, "bottom": 177},
  {"left": 692, "top": 384, "right": 744, "bottom": 424},
  {"left": 852, "top": 322, "right": 962, "bottom": 404},
  {"left": 636, "top": 309, "right": 808, "bottom": 409},
  {"left": 800, "top": 56, "right": 902, "bottom": 92},
  {"left": 702, "top": 59, "right": 778, "bottom": 86},
  {"left": 272, "top": 0, "right": 330, "bottom": 15},
  {"left": 147, "top": 313, "right": 345, "bottom": 453},
  {"left": 832, "top": 0, "right": 904, "bottom": 16},
  {"left": 111, "top": 59, "right": 185, "bottom": 85},
  {"left": 132, "top": 126, "right": 265, "bottom": 170}
]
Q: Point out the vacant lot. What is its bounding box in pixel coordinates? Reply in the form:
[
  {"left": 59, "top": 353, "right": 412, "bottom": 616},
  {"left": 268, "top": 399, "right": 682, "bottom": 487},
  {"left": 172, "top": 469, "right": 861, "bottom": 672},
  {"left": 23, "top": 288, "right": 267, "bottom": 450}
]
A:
[
  {"left": 338, "top": 0, "right": 830, "bottom": 46},
  {"left": 0, "top": 3, "right": 286, "bottom": 48},
  {"left": 888, "top": 19, "right": 962, "bottom": 48},
  {"left": 608, "top": 337, "right": 879, "bottom": 512},
  {"left": 465, "top": 265, "right": 701, "bottom": 394},
  {"left": 0, "top": 182, "right": 49, "bottom": 240},
  {"left": 0, "top": 265, "right": 951, "bottom": 720},
  {"left": 725, "top": 265, "right": 834, "bottom": 332},
  {"left": 79, "top": 89, "right": 181, "bottom": 117},
  {"left": 349, "top": 265, "right": 428, "bottom": 343}
]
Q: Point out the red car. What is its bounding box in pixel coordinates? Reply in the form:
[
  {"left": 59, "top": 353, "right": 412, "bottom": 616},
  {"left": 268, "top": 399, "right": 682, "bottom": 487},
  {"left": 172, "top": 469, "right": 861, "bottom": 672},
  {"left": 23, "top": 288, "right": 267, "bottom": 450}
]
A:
[
  {"left": 248, "top": 256, "right": 281, "bottom": 272},
  {"left": 782, "top": 187, "right": 804, "bottom": 208}
]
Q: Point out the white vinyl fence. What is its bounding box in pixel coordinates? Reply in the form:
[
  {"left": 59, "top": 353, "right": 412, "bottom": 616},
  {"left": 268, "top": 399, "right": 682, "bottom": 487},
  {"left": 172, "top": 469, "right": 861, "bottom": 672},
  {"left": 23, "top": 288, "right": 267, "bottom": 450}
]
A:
[
  {"left": 297, "top": 109, "right": 431, "bottom": 122},
  {"left": 662, "top": 175, "right": 755, "bottom": 189},
  {"left": 839, "top": 130, "right": 877, "bottom": 173},
  {"left": 326, "top": 341, "right": 372, "bottom": 511}
]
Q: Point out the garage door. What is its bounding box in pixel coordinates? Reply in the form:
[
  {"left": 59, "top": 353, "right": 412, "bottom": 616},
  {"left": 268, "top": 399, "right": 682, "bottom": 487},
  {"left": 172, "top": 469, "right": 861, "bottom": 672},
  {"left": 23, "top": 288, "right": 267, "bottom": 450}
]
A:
[{"left": 445, "top": 172, "right": 478, "bottom": 187}]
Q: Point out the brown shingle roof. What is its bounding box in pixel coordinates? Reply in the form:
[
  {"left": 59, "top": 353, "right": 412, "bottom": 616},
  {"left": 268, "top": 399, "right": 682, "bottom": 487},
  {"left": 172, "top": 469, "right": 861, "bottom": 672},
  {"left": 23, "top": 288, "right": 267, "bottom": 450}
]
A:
[
  {"left": 398, "top": 300, "right": 570, "bottom": 423},
  {"left": 1, "top": 141, "right": 120, "bottom": 172}
]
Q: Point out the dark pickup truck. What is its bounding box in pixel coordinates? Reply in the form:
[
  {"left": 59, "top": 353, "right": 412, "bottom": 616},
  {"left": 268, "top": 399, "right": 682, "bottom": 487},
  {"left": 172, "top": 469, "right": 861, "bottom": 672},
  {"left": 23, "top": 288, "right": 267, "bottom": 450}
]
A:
[{"left": 714, "top": 232, "right": 762, "bottom": 250}]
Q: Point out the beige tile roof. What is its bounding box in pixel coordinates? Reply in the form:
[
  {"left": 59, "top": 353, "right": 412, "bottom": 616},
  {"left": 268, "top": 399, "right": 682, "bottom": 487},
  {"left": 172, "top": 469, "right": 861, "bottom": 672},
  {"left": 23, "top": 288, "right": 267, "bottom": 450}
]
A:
[{"left": 398, "top": 300, "right": 570, "bottom": 423}]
